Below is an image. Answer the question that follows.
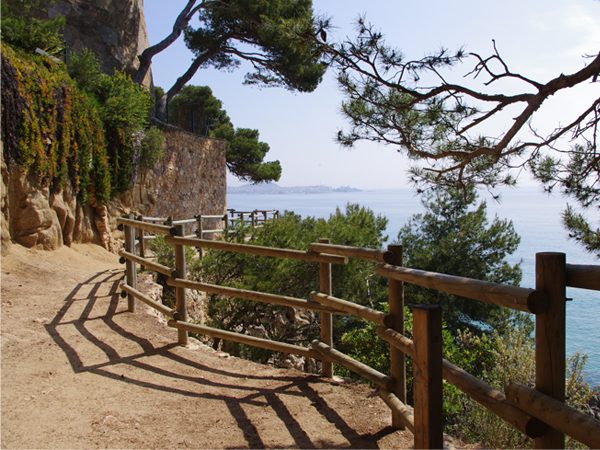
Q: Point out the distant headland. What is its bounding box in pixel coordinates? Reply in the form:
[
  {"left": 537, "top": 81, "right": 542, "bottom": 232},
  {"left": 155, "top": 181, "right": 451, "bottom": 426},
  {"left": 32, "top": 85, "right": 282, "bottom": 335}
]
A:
[{"left": 227, "top": 183, "right": 361, "bottom": 195}]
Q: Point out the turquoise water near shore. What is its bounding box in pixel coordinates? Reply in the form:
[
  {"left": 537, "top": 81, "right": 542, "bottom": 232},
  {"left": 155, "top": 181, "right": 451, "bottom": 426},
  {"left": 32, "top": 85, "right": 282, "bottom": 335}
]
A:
[{"left": 227, "top": 186, "right": 600, "bottom": 386}]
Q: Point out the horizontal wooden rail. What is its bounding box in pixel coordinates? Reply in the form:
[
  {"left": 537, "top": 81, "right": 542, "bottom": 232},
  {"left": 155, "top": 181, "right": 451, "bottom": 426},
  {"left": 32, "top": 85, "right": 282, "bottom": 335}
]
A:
[
  {"left": 167, "top": 320, "right": 321, "bottom": 360},
  {"left": 376, "top": 326, "right": 548, "bottom": 438},
  {"left": 118, "top": 249, "right": 179, "bottom": 278},
  {"left": 199, "top": 214, "right": 227, "bottom": 220},
  {"left": 375, "top": 264, "right": 549, "bottom": 314},
  {"left": 139, "top": 216, "right": 169, "bottom": 222},
  {"left": 378, "top": 388, "right": 415, "bottom": 433},
  {"left": 309, "top": 292, "right": 393, "bottom": 326},
  {"left": 376, "top": 326, "right": 415, "bottom": 356},
  {"left": 172, "top": 218, "right": 197, "bottom": 225},
  {"left": 566, "top": 264, "right": 600, "bottom": 291},
  {"left": 309, "top": 243, "right": 396, "bottom": 264},
  {"left": 164, "top": 236, "right": 348, "bottom": 265},
  {"left": 506, "top": 382, "right": 600, "bottom": 448},
  {"left": 120, "top": 284, "right": 180, "bottom": 320},
  {"left": 200, "top": 229, "right": 223, "bottom": 234},
  {"left": 167, "top": 278, "right": 347, "bottom": 315},
  {"left": 117, "top": 217, "right": 176, "bottom": 235},
  {"left": 311, "top": 340, "right": 395, "bottom": 391}
]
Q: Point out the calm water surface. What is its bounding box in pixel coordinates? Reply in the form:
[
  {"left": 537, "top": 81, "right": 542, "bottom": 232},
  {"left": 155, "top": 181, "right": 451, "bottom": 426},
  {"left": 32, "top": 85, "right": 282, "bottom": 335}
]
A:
[{"left": 227, "top": 187, "right": 600, "bottom": 386}]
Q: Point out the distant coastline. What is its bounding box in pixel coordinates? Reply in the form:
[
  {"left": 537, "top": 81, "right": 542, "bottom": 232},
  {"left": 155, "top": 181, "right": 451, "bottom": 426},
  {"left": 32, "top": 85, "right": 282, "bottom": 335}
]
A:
[{"left": 227, "top": 183, "right": 361, "bottom": 195}]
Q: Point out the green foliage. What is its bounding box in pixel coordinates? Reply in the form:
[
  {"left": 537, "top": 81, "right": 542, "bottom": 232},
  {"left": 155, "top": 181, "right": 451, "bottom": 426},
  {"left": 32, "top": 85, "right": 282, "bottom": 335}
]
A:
[
  {"left": 183, "top": 0, "right": 326, "bottom": 93},
  {"left": 1, "top": 0, "right": 65, "bottom": 56},
  {"left": 149, "top": 233, "right": 196, "bottom": 269},
  {"left": 137, "top": 126, "right": 165, "bottom": 170},
  {"left": 68, "top": 50, "right": 161, "bottom": 195},
  {"left": 166, "top": 85, "right": 281, "bottom": 183},
  {"left": 1, "top": 44, "right": 109, "bottom": 204},
  {"left": 395, "top": 185, "right": 522, "bottom": 333},
  {"left": 456, "top": 330, "right": 599, "bottom": 449},
  {"left": 332, "top": 18, "right": 599, "bottom": 257},
  {"left": 530, "top": 143, "right": 600, "bottom": 257},
  {"left": 339, "top": 304, "right": 497, "bottom": 427},
  {"left": 194, "top": 204, "right": 389, "bottom": 363},
  {"left": 212, "top": 126, "right": 282, "bottom": 183},
  {"left": 1, "top": 42, "right": 162, "bottom": 204}
]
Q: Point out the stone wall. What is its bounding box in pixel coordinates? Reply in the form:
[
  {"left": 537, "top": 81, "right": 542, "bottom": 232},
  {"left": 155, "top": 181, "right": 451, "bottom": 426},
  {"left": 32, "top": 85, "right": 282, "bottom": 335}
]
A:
[
  {"left": 0, "top": 129, "right": 227, "bottom": 256},
  {"left": 110, "top": 127, "right": 228, "bottom": 235}
]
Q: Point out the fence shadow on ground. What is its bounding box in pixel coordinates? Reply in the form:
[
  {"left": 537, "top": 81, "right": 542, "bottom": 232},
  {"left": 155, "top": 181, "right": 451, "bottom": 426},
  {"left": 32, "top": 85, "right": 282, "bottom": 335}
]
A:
[{"left": 44, "top": 270, "right": 398, "bottom": 449}]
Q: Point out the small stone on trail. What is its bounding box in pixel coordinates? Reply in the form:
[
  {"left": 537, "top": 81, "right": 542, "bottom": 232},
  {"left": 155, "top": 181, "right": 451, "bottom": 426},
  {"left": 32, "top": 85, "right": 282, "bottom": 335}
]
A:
[{"left": 102, "top": 415, "right": 121, "bottom": 426}]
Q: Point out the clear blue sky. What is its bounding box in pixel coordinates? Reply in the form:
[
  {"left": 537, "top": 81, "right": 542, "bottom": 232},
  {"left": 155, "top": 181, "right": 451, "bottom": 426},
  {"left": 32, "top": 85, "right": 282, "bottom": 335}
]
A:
[{"left": 143, "top": 0, "right": 600, "bottom": 189}]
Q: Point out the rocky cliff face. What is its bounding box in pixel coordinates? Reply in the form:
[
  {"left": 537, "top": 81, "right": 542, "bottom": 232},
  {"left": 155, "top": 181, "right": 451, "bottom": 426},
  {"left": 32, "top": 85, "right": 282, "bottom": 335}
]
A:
[
  {"left": 46, "top": 0, "right": 151, "bottom": 86},
  {"left": 1, "top": 1, "right": 228, "bottom": 256},
  {"left": 1, "top": 128, "right": 227, "bottom": 256}
]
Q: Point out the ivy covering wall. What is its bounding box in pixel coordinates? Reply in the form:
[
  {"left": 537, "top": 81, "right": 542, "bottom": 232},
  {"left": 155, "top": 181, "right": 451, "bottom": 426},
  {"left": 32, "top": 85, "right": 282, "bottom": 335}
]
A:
[
  {"left": 1, "top": 44, "right": 163, "bottom": 205},
  {"left": 2, "top": 45, "right": 110, "bottom": 204}
]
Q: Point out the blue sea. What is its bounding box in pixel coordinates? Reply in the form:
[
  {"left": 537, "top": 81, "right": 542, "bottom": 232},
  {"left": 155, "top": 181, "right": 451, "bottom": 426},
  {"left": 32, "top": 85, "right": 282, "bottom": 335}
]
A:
[{"left": 227, "top": 186, "right": 600, "bottom": 387}]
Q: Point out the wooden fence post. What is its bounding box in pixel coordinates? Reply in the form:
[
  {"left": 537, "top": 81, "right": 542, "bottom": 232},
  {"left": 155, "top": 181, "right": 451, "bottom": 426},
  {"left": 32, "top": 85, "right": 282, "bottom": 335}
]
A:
[
  {"left": 320, "top": 237, "right": 333, "bottom": 378},
  {"left": 413, "top": 304, "right": 443, "bottom": 450},
  {"left": 388, "top": 244, "right": 406, "bottom": 429},
  {"left": 535, "top": 252, "right": 567, "bottom": 449},
  {"left": 196, "top": 213, "right": 204, "bottom": 259},
  {"left": 124, "top": 214, "right": 137, "bottom": 313},
  {"left": 136, "top": 215, "right": 146, "bottom": 270},
  {"left": 174, "top": 224, "right": 188, "bottom": 345}
]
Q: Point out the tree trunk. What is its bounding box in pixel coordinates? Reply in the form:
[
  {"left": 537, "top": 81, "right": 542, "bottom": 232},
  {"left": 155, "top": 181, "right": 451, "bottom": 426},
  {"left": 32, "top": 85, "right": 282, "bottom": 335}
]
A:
[{"left": 132, "top": 0, "right": 200, "bottom": 85}]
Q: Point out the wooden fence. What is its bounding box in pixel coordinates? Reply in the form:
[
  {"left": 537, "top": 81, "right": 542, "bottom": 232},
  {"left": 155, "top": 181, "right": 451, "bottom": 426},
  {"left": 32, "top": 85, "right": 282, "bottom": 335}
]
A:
[
  {"left": 227, "top": 208, "right": 279, "bottom": 231},
  {"left": 116, "top": 215, "right": 600, "bottom": 449}
]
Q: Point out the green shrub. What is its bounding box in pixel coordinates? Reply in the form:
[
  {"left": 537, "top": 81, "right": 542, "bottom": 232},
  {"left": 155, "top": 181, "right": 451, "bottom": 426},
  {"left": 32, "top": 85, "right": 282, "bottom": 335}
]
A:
[
  {"left": 1, "top": 0, "right": 65, "bottom": 56},
  {"left": 68, "top": 50, "right": 159, "bottom": 195},
  {"left": 2, "top": 44, "right": 109, "bottom": 203},
  {"left": 194, "top": 204, "right": 389, "bottom": 362}
]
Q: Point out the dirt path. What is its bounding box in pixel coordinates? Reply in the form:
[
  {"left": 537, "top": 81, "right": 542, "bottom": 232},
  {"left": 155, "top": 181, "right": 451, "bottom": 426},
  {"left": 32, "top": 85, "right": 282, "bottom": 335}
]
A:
[{"left": 1, "top": 243, "right": 421, "bottom": 449}]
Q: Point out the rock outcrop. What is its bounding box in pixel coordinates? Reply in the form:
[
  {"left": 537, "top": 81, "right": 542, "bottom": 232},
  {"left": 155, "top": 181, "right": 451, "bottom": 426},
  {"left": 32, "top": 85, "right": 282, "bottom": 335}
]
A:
[
  {"left": 1, "top": 128, "right": 227, "bottom": 256},
  {"left": 46, "top": 0, "right": 152, "bottom": 86}
]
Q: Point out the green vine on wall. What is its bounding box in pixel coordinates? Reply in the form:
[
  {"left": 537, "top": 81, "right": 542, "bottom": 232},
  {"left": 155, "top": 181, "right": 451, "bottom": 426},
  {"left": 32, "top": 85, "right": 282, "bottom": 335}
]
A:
[
  {"left": 3, "top": 44, "right": 110, "bottom": 204},
  {"left": 2, "top": 44, "right": 164, "bottom": 205}
]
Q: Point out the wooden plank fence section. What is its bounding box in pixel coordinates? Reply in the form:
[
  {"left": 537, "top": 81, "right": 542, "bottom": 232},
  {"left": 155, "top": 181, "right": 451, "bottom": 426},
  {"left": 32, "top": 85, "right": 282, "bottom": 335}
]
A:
[
  {"left": 308, "top": 242, "right": 395, "bottom": 263},
  {"left": 123, "top": 214, "right": 137, "bottom": 313},
  {"left": 309, "top": 292, "right": 393, "bottom": 327},
  {"left": 117, "top": 214, "right": 600, "bottom": 449},
  {"left": 387, "top": 244, "right": 406, "bottom": 430},
  {"left": 566, "top": 264, "right": 600, "bottom": 291},
  {"left": 173, "top": 224, "right": 188, "bottom": 346},
  {"left": 376, "top": 325, "right": 547, "bottom": 438},
  {"left": 535, "top": 253, "right": 567, "bottom": 449},
  {"left": 120, "top": 284, "right": 180, "bottom": 320},
  {"left": 119, "top": 249, "right": 178, "bottom": 278},
  {"left": 167, "top": 278, "right": 347, "bottom": 315},
  {"left": 376, "top": 264, "right": 549, "bottom": 314},
  {"left": 412, "top": 305, "right": 443, "bottom": 450},
  {"left": 163, "top": 235, "right": 348, "bottom": 265},
  {"left": 506, "top": 382, "right": 600, "bottom": 449},
  {"left": 379, "top": 388, "right": 415, "bottom": 433},
  {"left": 117, "top": 217, "right": 175, "bottom": 235},
  {"left": 168, "top": 320, "right": 322, "bottom": 360},
  {"left": 311, "top": 340, "right": 395, "bottom": 391},
  {"left": 319, "top": 238, "right": 334, "bottom": 378}
]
